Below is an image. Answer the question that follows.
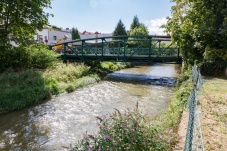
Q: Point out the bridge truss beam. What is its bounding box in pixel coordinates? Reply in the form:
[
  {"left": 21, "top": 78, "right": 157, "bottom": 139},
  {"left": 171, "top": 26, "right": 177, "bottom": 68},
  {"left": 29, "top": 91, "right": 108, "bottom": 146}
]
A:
[{"left": 53, "top": 35, "right": 182, "bottom": 63}]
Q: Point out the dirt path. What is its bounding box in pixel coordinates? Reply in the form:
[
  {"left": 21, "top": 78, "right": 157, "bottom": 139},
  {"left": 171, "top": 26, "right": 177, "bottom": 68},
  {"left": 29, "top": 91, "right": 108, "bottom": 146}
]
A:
[{"left": 174, "top": 111, "right": 189, "bottom": 151}]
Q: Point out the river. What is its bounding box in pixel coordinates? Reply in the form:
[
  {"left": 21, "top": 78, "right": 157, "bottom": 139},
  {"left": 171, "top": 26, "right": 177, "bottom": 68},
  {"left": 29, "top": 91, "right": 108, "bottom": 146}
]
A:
[{"left": 0, "top": 63, "right": 180, "bottom": 150}]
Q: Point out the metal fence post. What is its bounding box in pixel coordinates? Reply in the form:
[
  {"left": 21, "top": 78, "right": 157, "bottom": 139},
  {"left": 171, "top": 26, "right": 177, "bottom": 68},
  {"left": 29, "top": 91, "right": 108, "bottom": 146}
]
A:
[{"left": 184, "top": 64, "right": 204, "bottom": 151}]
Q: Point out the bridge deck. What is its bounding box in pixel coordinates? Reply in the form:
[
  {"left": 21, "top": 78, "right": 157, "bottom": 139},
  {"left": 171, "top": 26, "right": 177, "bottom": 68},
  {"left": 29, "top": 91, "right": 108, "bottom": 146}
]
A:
[
  {"left": 53, "top": 35, "right": 182, "bottom": 63},
  {"left": 62, "top": 54, "right": 181, "bottom": 62}
]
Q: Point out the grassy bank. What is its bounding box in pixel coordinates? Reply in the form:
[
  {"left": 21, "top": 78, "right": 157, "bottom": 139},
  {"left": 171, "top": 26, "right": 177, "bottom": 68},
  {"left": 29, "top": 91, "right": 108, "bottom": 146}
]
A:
[
  {"left": 199, "top": 76, "right": 227, "bottom": 150},
  {"left": 0, "top": 61, "right": 132, "bottom": 114},
  {"left": 72, "top": 68, "right": 194, "bottom": 150}
]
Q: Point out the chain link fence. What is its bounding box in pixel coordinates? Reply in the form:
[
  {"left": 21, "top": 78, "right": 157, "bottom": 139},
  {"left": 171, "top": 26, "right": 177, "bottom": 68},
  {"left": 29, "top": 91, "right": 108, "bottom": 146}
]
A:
[{"left": 184, "top": 64, "right": 205, "bottom": 151}]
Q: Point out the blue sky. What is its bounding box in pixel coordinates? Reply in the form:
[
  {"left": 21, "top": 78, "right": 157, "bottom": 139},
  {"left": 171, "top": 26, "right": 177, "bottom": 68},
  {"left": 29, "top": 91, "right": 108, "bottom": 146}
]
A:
[{"left": 46, "top": 0, "right": 174, "bottom": 35}]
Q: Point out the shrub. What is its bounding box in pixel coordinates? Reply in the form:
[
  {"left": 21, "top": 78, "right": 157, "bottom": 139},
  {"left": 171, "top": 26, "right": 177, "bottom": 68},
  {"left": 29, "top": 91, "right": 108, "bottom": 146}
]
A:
[
  {"left": 0, "top": 45, "right": 32, "bottom": 72},
  {"left": 0, "top": 44, "right": 59, "bottom": 72},
  {"left": 29, "top": 44, "right": 59, "bottom": 69},
  {"left": 0, "top": 63, "right": 97, "bottom": 113},
  {"left": 201, "top": 61, "right": 227, "bottom": 76},
  {"left": 100, "top": 62, "right": 132, "bottom": 72},
  {"left": 72, "top": 105, "right": 174, "bottom": 151},
  {"left": 0, "top": 70, "right": 50, "bottom": 113},
  {"left": 66, "top": 84, "right": 75, "bottom": 93}
]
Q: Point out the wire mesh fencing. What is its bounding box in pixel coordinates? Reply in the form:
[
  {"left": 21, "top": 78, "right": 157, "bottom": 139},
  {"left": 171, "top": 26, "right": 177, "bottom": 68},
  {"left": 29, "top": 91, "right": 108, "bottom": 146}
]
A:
[{"left": 184, "top": 64, "right": 205, "bottom": 151}]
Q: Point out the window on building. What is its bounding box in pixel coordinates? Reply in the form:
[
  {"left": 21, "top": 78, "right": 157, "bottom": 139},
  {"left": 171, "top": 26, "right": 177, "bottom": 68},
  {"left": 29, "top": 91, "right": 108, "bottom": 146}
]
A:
[
  {"left": 53, "top": 36, "right": 57, "bottom": 40},
  {"left": 44, "top": 36, "right": 48, "bottom": 43},
  {"left": 38, "top": 35, "right": 43, "bottom": 41}
]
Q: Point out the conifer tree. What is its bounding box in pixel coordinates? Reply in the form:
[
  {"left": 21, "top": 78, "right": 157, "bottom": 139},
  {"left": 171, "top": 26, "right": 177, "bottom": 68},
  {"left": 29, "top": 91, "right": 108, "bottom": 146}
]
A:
[
  {"left": 72, "top": 27, "right": 80, "bottom": 40},
  {"left": 113, "top": 19, "right": 127, "bottom": 37},
  {"left": 130, "top": 15, "right": 140, "bottom": 31}
]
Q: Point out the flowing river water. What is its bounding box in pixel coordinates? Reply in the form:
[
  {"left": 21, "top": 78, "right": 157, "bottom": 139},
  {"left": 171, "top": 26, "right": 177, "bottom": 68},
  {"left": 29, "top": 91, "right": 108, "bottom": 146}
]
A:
[{"left": 0, "top": 63, "right": 180, "bottom": 150}]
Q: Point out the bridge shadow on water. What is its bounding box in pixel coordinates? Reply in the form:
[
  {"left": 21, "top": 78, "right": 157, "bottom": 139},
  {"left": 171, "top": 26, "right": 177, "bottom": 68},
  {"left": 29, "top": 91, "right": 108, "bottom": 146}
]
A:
[{"left": 106, "top": 72, "right": 177, "bottom": 87}]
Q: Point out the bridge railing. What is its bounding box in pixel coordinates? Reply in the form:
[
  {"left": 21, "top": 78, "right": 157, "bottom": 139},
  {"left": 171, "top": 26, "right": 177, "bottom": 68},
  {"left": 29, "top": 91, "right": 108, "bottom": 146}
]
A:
[
  {"left": 184, "top": 64, "right": 205, "bottom": 151},
  {"left": 54, "top": 35, "right": 180, "bottom": 61}
]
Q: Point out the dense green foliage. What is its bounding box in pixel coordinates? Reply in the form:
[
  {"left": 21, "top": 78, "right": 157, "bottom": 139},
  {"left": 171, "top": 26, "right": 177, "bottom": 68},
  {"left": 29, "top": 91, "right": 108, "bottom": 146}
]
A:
[
  {"left": 113, "top": 19, "right": 127, "bottom": 38},
  {"left": 99, "top": 62, "right": 132, "bottom": 71},
  {"left": 0, "top": 63, "right": 96, "bottom": 114},
  {"left": 0, "top": 0, "right": 52, "bottom": 46},
  {"left": 129, "top": 24, "right": 149, "bottom": 37},
  {"left": 0, "top": 44, "right": 59, "bottom": 72},
  {"left": 130, "top": 15, "right": 141, "bottom": 31},
  {"left": 51, "top": 25, "right": 62, "bottom": 30},
  {"left": 128, "top": 24, "right": 149, "bottom": 47},
  {"left": 0, "top": 0, "right": 53, "bottom": 73},
  {"left": 72, "top": 27, "right": 80, "bottom": 40},
  {"left": 165, "top": 0, "right": 227, "bottom": 74}
]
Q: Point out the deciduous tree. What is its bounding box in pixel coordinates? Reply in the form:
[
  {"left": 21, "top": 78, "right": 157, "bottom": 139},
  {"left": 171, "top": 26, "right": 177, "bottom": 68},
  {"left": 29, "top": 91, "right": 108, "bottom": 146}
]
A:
[
  {"left": 164, "top": 0, "right": 227, "bottom": 68},
  {"left": 129, "top": 24, "right": 149, "bottom": 47},
  {"left": 0, "top": 0, "right": 52, "bottom": 46},
  {"left": 130, "top": 24, "right": 149, "bottom": 37}
]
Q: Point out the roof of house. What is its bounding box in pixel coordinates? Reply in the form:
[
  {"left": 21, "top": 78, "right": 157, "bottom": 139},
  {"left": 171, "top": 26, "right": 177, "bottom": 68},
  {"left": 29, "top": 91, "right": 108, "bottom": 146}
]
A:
[{"left": 79, "top": 31, "right": 101, "bottom": 35}]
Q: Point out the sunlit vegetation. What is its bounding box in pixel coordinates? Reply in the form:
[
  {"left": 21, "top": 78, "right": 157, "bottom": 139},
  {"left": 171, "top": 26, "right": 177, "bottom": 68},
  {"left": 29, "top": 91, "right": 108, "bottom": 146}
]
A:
[
  {"left": 0, "top": 63, "right": 95, "bottom": 114},
  {"left": 0, "top": 43, "right": 132, "bottom": 114},
  {"left": 199, "top": 77, "right": 227, "bottom": 150},
  {"left": 164, "top": 0, "right": 227, "bottom": 75}
]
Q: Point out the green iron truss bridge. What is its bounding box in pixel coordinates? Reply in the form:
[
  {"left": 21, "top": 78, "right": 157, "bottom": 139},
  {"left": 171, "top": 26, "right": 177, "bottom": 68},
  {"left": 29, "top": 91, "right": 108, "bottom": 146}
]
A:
[{"left": 54, "top": 35, "right": 182, "bottom": 63}]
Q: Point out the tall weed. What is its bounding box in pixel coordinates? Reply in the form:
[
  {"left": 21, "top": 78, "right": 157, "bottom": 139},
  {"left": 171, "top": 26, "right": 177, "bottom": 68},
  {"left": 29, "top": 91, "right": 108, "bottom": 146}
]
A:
[
  {"left": 0, "top": 63, "right": 96, "bottom": 114},
  {"left": 0, "top": 44, "right": 59, "bottom": 72},
  {"left": 72, "top": 106, "right": 173, "bottom": 151}
]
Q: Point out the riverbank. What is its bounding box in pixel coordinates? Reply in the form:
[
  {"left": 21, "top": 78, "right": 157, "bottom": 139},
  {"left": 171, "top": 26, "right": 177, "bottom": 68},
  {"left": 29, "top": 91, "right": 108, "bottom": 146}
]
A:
[
  {"left": 174, "top": 75, "right": 227, "bottom": 151},
  {"left": 199, "top": 76, "right": 227, "bottom": 150},
  {"left": 0, "top": 61, "right": 132, "bottom": 114},
  {"left": 0, "top": 63, "right": 180, "bottom": 150}
]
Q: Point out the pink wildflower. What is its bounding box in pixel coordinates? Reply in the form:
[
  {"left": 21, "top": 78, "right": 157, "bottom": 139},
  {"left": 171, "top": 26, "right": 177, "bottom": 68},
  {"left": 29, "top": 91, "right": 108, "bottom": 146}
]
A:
[
  {"left": 165, "top": 129, "right": 174, "bottom": 133},
  {"left": 166, "top": 139, "right": 170, "bottom": 143},
  {"left": 105, "top": 135, "right": 110, "bottom": 139},
  {"left": 169, "top": 129, "right": 173, "bottom": 133}
]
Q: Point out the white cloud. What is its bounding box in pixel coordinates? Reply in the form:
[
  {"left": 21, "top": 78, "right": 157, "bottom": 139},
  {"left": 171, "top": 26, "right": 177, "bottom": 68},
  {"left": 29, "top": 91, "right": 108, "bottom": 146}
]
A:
[{"left": 146, "top": 18, "right": 167, "bottom": 35}]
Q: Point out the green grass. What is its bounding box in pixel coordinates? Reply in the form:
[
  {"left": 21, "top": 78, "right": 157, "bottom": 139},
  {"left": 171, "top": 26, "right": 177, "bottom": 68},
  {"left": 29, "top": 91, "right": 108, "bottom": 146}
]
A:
[
  {"left": 199, "top": 76, "right": 227, "bottom": 150},
  {"left": 0, "top": 63, "right": 95, "bottom": 114}
]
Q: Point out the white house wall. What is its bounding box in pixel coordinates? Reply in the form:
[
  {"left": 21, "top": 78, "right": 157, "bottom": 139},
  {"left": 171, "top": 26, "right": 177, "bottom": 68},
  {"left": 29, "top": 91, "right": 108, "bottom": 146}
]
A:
[
  {"left": 34, "top": 28, "right": 72, "bottom": 45},
  {"left": 34, "top": 28, "right": 49, "bottom": 43},
  {"left": 48, "top": 29, "right": 72, "bottom": 44}
]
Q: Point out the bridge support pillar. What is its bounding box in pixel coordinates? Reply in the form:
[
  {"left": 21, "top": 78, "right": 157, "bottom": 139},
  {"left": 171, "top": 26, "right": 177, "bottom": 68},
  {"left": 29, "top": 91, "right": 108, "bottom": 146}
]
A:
[
  {"left": 148, "top": 36, "right": 152, "bottom": 64},
  {"left": 81, "top": 40, "right": 85, "bottom": 61},
  {"left": 63, "top": 43, "right": 67, "bottom": 62},
  {"left": 101, "top": 38, "right": 104, "bottom": 61},
  {"left": 123, "top": 38, "right": 126, "bottom": 62}
]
